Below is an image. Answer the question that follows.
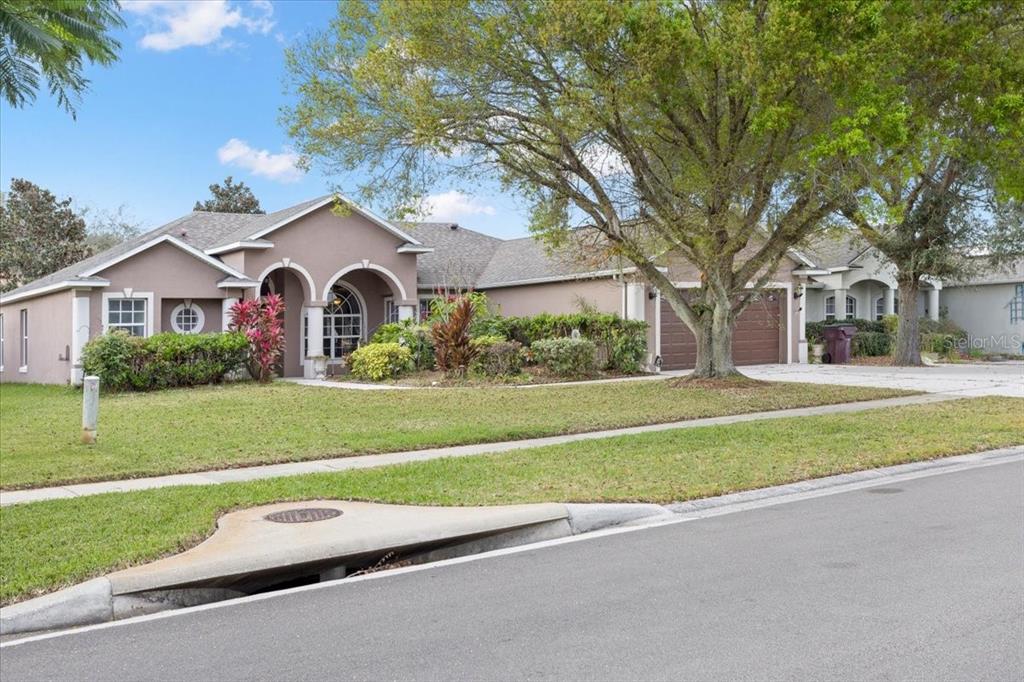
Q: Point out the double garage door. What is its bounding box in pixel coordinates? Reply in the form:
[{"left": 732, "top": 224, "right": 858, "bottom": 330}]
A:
[{"left": 660, "top": 289, "right": 784, "bottom": 370}]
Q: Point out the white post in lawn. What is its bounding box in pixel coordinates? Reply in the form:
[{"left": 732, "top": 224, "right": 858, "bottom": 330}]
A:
[
  {"left": 81, "top": 376, "right": 99, "bottom": 445},
  {"left": 883, "top": 288, "right": 895, "bottom": 316},
  {"left": 797, "top": 283, "right": 808, "bottom": 363}
]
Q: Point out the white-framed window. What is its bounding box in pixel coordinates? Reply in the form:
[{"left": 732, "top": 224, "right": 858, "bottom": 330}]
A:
[
  {"left": 825, "top": 295, "right": 857, "bottom": 321},
  {"left": 419, "top": 296, "right": 433, "bottom": 321},
  {"left": 19, "top": 308, "right": 28, "bottom": 370},
  {"left": 1011, "top": 283, "right": 1024, "bottom": 324},
  {"left": 103, "top": 292, "right": 154, "bottom": 337},
  {"left": 323, "top": 283, "right": 363, "bottom": 359},
  {"left": 170, "top": 302, "right": 205, "bottom": 334},
  {"left": 875, "top": 297, "right": 885, "bottom": 321},
  {"left": 384, "top": 297, "right": 400, "bottom": 324}
]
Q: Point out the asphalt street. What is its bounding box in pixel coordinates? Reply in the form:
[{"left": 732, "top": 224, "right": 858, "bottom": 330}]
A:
[{"left": 2, "top": 460, "right": 1021, "bottom": 681}]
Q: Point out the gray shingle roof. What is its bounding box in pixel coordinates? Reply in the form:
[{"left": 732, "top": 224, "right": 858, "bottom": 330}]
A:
[
  {"left": 2, "top": 196, "right": 619, "bottom": 301},
  {"left": 400, "top": 222, "right": 502, "bottom": 289},
  {"left": 799, "top": 231, "right": 869, "bottom": 268}
]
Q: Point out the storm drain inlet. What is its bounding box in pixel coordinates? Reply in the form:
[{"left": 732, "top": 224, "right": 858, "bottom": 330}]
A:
[{"left": 263, "top": 508, "right": 343, "bottom": 524}]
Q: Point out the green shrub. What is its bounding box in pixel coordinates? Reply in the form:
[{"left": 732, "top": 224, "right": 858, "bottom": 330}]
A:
[
  {"left": 921, "top": 333, "right": 959, "bottom": 355},
  {"left": 851, "top": 331, "right": 892, "bottom": 357},
  {"left": 471, "top": 339, "right": 523, "bottom": 377},
  {"left": 82, "top": 331, "right": 249, "bottom": 391},
  {"left": 81, "top": 330, "right": 143, "bottom": 390},
  {"left": 881, "top": 314, "right": 899, "bottom": 335},
  {"left": 371, "top": 321, "right": 435, "bottom": 369},
  {"left": 806, "top": 318, "right": 886, "bottom": 345},
  {"left": 610, "top": 328, "right": 647, "bottom": 373},
  {"left": 531, "top": 337, "right": 597, "bottom": 376},
  {"left": 349, "top": 343, "right": 413, "bottom": 381},
  {"left": 488, "top": 313, "right": 647, "bottom": 369}
]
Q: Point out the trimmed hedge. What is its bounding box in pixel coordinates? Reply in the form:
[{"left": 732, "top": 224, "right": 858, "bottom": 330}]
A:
[
  {"left": 471, "top": 336, "right": 524, "bottom": 377},
  {"left": 851, "top": 331, "right": 892, "bottom": 357},
  {"left": 806, "top": 318, "right": 886, "bottom": 345},
  {"left": 531, "top": 337, "right": 597, "bottom": 376},
  {"left": 481, "top": 313, "right": 646, "bottom": 371},
  {"left": 349, "top": 342, "right": 413, "bottom": 381},
  {"left": 82, "top": 330, "right": 249, "bottom": 391}
]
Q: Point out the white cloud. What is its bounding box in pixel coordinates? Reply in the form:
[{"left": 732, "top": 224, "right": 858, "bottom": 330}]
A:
[
  {"left": 217, "top": 138, "right": 303, "bottom": 183},
  {"left": 419, "top": 191, "right": 497, "bottom": 222},
  {"left": 123, "top": 0, "right": 274, "bottom": 52}
]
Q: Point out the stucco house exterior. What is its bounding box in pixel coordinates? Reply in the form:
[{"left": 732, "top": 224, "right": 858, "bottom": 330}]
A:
[
  {"left": 796, "top": 233, "right": 1024, "bottom": 354},
  {"left": 0, "top": 195, "right": 807, "bottom": 385}
]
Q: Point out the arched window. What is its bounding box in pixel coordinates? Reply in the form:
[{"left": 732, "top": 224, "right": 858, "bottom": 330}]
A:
[
  {"left": 323, "top": 283, "right": 362, "bottom": 358},
  {"left": 825, "top": 295, "right": 857, "bottom": 321}
]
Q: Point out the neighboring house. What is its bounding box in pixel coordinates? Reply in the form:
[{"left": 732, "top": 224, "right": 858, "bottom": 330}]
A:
[
  {"left": 795, "top": 232, "right": 1024, "bottom": 354},
  {"left": 0, "top": 195, "right": 806, "bottom": 384}
]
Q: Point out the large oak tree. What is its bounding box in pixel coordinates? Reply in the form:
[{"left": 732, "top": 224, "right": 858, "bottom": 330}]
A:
[
  {"left": 285, "top": 0, "right": 924, "bottom": 377},
  {"left": 840, "top": 2, "right": 1024, "bottom": 365}
]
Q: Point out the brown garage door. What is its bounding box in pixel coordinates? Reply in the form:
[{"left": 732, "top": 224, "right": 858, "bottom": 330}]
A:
[{"left": 660, "top": 289, "right": 783, "bottom": 370}]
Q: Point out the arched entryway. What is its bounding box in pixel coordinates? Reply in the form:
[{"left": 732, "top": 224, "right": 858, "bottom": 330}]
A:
[
  {"left": 258, "top": 266, "right": 313, "bottom": 378},
  {"left": 313, "top": 268, "right": 406, "bottom": 374}
]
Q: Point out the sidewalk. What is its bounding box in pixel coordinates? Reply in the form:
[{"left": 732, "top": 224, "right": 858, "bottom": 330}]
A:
[{"left": 0, "top": 393, "right": 957, "bottom": 507}]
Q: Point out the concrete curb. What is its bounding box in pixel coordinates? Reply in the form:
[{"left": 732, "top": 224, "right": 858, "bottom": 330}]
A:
[{"left": 0, "top": 502, "right": 669, "bottom": 636}]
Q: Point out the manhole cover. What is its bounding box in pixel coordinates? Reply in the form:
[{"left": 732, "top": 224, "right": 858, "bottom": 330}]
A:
[{"left": 264, "top": 508, "right": 342, "bottom": 523}]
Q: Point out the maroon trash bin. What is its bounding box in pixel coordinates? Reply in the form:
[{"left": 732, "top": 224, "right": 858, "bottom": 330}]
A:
[{"left": 822, "top": 324, "right": 857, "bottom": 364}]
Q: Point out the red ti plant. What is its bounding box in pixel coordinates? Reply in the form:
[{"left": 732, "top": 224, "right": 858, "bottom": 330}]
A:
[
  {"left": 230, "top": 294, "right": 286, "bottom": 383},
  {"left": 430, "top": 295, "right": 478, "bottom": 377}
]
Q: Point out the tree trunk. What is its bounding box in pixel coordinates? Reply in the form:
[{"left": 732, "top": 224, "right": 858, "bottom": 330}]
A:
[
  {"left": 690, "top": 289, "right": 739, "bottom": 379},
  {"left": 894, "top": 275, "right": 922, "bottom": 366}
]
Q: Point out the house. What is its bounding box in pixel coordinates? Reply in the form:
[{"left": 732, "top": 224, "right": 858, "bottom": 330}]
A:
[
  {"left": 0, "top": 195, "right": 808, "bottom": 384},
  {"left": 795, "top": 232, "right": 1024, "bottom": 354}
]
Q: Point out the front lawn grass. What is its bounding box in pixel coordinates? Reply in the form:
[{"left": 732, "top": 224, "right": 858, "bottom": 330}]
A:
[
  {"left": 1, "top": 397, "right": 1019, "bottom": 605},
  {"left": 0, "top": 380, "right": 909, "bottom": 489}
]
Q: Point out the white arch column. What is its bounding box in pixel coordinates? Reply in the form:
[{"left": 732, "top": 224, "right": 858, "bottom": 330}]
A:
[{"left": 304, "top": 302, "right": 326, "bottom": 378}]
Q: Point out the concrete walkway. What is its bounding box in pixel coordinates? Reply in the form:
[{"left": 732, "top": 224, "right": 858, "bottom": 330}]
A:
[{"left": 0, "top": 392, "right": 956, "bottom": 507}]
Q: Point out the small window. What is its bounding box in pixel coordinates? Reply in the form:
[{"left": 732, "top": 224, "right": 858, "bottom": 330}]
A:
[
  {"left": 1011, "top": 284, "right": 1024, "bottom": 324},
  {"left": 108, "top": 298, "right": 147, "bottom": 336},
  {"left": 19, "top": 308, "right": 28, "bottom": 369},
  {"left": 875, "top": 297, "right": 885, "bottom": 321},
  {"left": 824, "top": 296, "right": 835, "bottom": 322},
  {"left": 384, "top": 298, "right": 399, "bottom": 324},
  {"left": 846, "top": 295, "right": 857, "bottom": 318},
  {"left": 170, "top": 303, "right": 204, "bottom": 334},
  {"left": 418, "top": 297, "right": 432, "bottom": 321}
]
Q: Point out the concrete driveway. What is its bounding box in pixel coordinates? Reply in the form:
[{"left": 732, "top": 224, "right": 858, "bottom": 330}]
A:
[{"left": 669, "top": 362, "right": 1023, "bottom": 397}]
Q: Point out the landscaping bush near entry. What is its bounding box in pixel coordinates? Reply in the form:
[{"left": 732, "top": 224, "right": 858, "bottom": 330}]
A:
[
  {"left": 531, "top": 337, "right": 597, "bottom": 376},
  {"left": 82, "top": 330, "right": 248, "bottom": 391},
  {"left": 851, "top": 331, "right": 892, "bottom": 357},
  {"left": 485, "top": 312, "right": 646, "bottom": 372},
  {"left": 349, "top": 343, "right": 413, "bottom": 381},
  {"left": 471, "top": 337, "right": 524, "bottom": 377},
  {"left": 371, "top": 321, "right": 435, "bottom": 370}
]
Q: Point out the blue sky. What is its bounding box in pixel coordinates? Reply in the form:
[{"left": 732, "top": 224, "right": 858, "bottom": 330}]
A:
[{"left": 0, "top": 0, "right": 531, "bottom": 238}]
